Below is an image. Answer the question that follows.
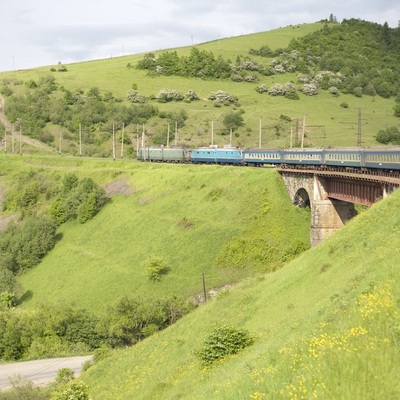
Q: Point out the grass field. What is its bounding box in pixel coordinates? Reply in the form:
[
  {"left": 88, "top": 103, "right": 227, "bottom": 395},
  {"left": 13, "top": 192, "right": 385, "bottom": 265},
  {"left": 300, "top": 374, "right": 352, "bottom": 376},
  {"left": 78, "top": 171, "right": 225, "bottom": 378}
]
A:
[
  {"left": 6, "top": 154, "right": 310, "bottom": 315},
  {"left": 81, "top": 182, "right": 400, "bottom": 399},
  {"left": 0, "top": 22, "right": 399, "bottom": 398}
]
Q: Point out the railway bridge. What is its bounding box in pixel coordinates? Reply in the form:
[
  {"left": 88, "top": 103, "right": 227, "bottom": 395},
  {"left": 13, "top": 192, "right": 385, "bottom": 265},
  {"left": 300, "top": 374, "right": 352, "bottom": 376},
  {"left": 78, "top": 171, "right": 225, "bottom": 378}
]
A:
[{"left": 279, "top": 168, "right": 400, "bottom": 246}]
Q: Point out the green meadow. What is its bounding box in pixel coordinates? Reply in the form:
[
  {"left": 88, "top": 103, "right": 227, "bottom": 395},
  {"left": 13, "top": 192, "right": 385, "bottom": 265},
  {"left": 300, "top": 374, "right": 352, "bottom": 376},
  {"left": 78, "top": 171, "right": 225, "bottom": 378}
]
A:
[
  {"left": 1, "top": 22, "right": 398, "bottom": 151},
  {"left": 0, "top": 20, "right": 399, "bottom": 399},
  {"left": 6, "top": 155, "right": 309, "bottom": 315},
  {"left": 81, "top": 184, "right": 400, "bottom": 400}
]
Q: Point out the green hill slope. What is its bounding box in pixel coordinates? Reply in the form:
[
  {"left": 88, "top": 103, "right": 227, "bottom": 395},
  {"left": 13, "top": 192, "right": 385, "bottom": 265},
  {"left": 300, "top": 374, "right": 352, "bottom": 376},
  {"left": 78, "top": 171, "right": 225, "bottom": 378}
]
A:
[
  {"left": 0, "top": 21, "right": 398, "bottom": 154},
  {"left": 81, "top": 187, "right": 400, "bottom": 399},
  {"left": 15, "top": 155, "right": 309, "bottom": 314}
]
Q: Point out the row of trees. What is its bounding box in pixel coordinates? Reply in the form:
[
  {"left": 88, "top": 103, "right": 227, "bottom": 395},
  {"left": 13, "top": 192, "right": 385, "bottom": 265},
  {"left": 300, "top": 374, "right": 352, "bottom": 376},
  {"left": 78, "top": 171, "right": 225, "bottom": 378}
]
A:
[
  {"left": 135, "top": 20, "right": 400, "bottom": 102},
  {"left": 287, "top": 19, "right": 400, "bottom": 99},
  {"left": 1, "top": 78, "right": 160, "bottom": 156},
  {"left": 0, "top": 295, "right": 194, "bottom": 361},
  {"left": 0, "top": 170, "right": 108, "bottom": 300}
]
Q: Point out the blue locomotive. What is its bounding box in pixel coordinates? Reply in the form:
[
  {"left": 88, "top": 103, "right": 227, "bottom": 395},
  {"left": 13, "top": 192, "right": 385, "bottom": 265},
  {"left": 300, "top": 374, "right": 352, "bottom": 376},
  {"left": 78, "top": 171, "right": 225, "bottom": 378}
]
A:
[{"left": 190, "top": 147, "right": 243, "bottom": 164}]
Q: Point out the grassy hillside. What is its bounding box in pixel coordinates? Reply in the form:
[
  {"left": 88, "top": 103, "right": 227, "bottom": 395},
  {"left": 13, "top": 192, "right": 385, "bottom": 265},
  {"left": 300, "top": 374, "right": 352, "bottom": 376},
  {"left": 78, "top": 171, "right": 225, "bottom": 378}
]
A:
[
  {"left": 6, "top": 155, "right": 309, "bottom": 315},
  {"left": 0, "top": 21, "right": 398, "bottom": 154},
  {"left": 81, "top": 184, "right": 400, "bottom": 399}
]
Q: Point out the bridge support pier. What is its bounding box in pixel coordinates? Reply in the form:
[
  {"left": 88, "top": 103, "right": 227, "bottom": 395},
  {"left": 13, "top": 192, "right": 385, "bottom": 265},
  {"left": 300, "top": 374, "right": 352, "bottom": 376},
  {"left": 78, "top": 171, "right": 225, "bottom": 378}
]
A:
[
  {"left": 281, "top": 173, "right": 356, "bottom": 246},
  {"left": 311, "top": 199, "right": 355, "bottom": 246}
]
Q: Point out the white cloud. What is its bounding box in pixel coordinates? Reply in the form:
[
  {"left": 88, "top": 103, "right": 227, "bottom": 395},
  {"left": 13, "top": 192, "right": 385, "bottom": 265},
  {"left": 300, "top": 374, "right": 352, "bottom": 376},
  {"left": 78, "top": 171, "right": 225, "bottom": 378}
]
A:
[{"left": 0, "top": 0, "right": 399, "bottom": 72}]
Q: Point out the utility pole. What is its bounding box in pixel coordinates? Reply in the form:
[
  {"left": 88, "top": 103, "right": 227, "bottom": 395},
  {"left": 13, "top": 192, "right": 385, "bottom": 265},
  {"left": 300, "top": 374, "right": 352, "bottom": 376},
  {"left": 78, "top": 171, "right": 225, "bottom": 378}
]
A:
[
  {"left": 202, "top": 273, "right": 207, "bottom": 304},
  {"left": 136, "top": 124, "right": 139, "bottom": 155},
  {"left": 167, "top": 123, "right": 170, "bottom": 147},
  {"left": 79, "top": 123, "right": 82, "bottom": 156},
  {"left": 112, "top": 124, "right": 116, "bottom": 161},
  {"left": 19, "top": 126, "right": 22, "bottom": 155},
  {"left": 121, "top": 123, "right": 125, "bottom": 159},
  {"left": 290, "top": 125, "right": 293, "bottom": 148},
  {"left": 211, "top": 119, "right": 214, "bottom": 146},
  {"left": 301, "top": 114, "right": 306, "bottom": 148},
  {"left": 11, "top": 125, "right": 14, "bottom": 154},
  {"left": 174, "top": 121, "right": 178, "bottom": 146},
  {"left": 339, "top": 108, "right": 366, "bottom": 147},
  {"left": 229, "top": 128, "right": 232, "bottom": 146},
  {"left": 59, "top": 130, "right": 62, "bottom": 154},
  {"left": 259, "top": 116, "right": 262, "bottom": 148}
]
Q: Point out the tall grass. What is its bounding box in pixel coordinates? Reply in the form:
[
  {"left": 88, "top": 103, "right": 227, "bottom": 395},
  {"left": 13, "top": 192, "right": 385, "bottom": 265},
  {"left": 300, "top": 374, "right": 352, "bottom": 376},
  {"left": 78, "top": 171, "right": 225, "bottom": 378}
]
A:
[{"left": 81, "top": 186, "right": 400, "bottom": 399}]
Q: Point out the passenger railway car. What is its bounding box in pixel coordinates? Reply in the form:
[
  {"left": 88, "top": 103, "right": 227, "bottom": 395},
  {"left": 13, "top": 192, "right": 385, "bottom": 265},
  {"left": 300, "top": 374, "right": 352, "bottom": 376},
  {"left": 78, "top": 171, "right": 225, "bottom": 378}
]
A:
[
  {"left": 363, "top": 147, "right": 400, "bottom": 170},
  {"left": 137, "top": 147, "right": 190, "bottom": 163},
  {"left": 190, "top": 147, "right": 243, "bottom": 164},
  {"left": 323, "top": 148, "right": 362, "bottom": 168},
  {"left": 242, "top": 149, "right": 282, "bottom": 166},
  {"left": 281, "top": 148, "right": 323, "bottom": 166}
]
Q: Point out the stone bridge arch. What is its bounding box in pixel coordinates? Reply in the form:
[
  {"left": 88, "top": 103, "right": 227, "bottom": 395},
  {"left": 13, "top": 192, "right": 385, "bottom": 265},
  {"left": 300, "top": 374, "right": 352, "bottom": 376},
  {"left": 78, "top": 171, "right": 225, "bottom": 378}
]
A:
[{"left": 280, "top": 172, "right": 356, "bottom": 246}]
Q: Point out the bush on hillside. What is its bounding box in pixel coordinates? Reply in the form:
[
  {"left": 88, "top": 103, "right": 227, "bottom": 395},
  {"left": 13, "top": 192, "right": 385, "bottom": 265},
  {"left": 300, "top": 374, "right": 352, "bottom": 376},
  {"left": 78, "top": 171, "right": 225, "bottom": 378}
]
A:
[
  {"left": 51, "top": 380, "right": 90, "bottom": 400},
  {"left": 143, "top": 256, "right": 170, "bottom": 282},
  {"left": 100, "top": 295, "right": 195, "bottom": 347},
  {"left": 196, "top": 324, "right": 254, "bottom": 366},
  {"left": 156, "top": 89, "right": 184, "bottom": 103},
  {"left": 50, "top": 175, "right": 108, "bottom": 225},
  {"left": 0, "top": 376, "right": 50, "bottom": 399},
  {"left": 208, "top": 90, "right": 239, "bottom": 107},
  {"left": 127, "top": 90, "right": 147, "bottom": 103},
  {"left": 375, "top": 126, "right": 400, "bottom": 145},
  {"left": 0, "top": 216, "right": 57, "bottom": 274},
  {"left": 2, "top": 169, "right": 58, "bottom": 214},
  {"left": 0, "top": 304, "right": 102, "bottom": 361}
]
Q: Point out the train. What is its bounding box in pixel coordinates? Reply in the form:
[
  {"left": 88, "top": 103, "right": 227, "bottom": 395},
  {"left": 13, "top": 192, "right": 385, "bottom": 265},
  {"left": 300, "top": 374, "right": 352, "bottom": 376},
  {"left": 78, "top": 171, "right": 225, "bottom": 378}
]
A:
[{"left": 137, "top": 145, "right": 400, "bottom": 172}]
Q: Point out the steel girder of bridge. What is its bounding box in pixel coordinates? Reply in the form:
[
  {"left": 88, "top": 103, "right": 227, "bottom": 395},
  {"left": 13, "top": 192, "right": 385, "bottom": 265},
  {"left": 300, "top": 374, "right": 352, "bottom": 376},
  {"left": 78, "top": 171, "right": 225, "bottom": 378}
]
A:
[
  {"left": 279, "top": 169, "right": 400, "bottom": 246},
  {"left": 280, "top": 168, "right": 400, "bottom": 206}
]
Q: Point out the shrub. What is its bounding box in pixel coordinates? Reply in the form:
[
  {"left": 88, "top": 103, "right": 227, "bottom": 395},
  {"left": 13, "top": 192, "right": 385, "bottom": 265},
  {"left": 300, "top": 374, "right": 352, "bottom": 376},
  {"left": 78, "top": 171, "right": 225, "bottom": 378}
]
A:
[
  {"left": 50, "top": 175, "right": 107, "bottom": 225},
  {"left": 0, "top": 376, "right": 49, "bottom": 399},
  {"left": 375, "top": 127, "right": 400, "bottom": 145},
  {"left": 143, "top": 256, "right": 170, "bottom": 282},
  {"left": 156, "top": 89, "right": 184, "bottom": 102},
  {"left": 100, "top": 294, "right": 193, "bottom": 347},
  {"left": 208, "top": 90, "right": 239, "bottom": 106},
  {"left": 197, "top": 324, "right": 253, "bottom": 366},
  {"left": 0, "top": 291, "right": 16, "bottom": 308},
  {"left": 329, "top": 86, "right": 340, "bottom": 96},
  {"left": 0, "top": 216, "right": 57, "bottom": 273},
  {"left": 127, "top": 90, "right": 147, "bottom": 103},
  {"left": 300, "top": 83, "right": 319, "bottom": 96},
  {"left": 394, "top": 103, "right": 400, "bottom": 118},
  {"left": 255, "top": 83, "right": 268, "bottom": 94},
  {"left": 186, "top": 90, "right": 200, "bottom": 101},
  {"left": 51, "top": 380, "right": 90, "bottom": 400}
]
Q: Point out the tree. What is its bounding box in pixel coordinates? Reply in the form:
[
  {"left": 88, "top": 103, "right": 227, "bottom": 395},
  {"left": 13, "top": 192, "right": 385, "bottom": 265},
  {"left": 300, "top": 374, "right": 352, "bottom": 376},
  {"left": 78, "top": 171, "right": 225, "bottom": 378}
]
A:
[
  {"left": 223, "top": 110, "right": 245, "bottom": 132},
  {"left": 394, "top": 103, "right": 400, "bottom": 118},
  {"left": 375, "top": 126, "right": 400, "bottom": 144},
  {"left": 143, "top": 256, "right": 170, "bottom": 282},
  {"left": 381, "top": 22, "right": 391, "bottom": 46}
]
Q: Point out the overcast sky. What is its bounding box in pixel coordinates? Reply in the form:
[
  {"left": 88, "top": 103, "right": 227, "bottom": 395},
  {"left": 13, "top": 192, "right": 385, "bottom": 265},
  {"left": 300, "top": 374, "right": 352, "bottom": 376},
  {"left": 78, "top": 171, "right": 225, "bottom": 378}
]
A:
[{"left": 1, "top": 1, "right": 399, "bottom": 73}]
